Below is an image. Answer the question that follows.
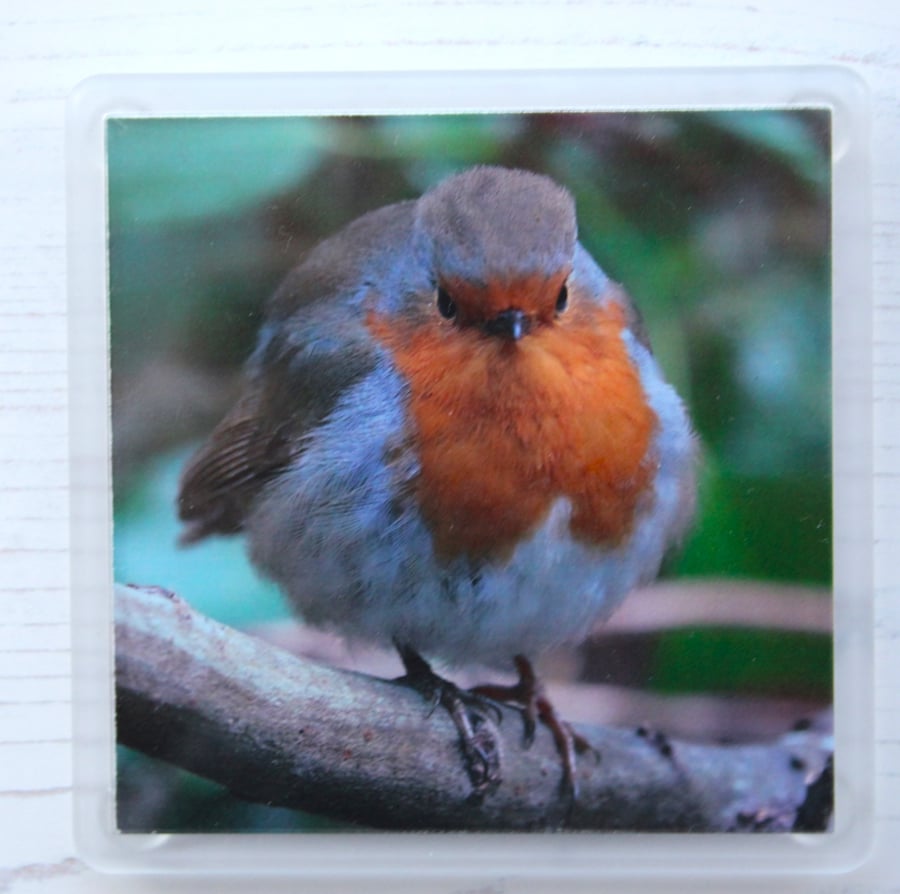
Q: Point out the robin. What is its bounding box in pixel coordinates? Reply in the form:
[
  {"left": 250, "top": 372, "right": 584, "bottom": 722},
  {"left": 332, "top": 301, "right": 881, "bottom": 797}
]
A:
[{"left": 177, "top": 165, "right": 696, "bottom": 800}]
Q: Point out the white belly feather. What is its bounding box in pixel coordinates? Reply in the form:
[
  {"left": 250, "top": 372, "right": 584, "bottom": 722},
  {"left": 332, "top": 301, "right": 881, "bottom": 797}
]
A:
[{"left": 247, "top": 335, "right": 693, "bottom": 668}]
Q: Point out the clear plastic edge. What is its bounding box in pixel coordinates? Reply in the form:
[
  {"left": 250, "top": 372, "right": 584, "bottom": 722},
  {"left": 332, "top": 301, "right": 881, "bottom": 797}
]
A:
[{"left": 67, "top": 66, "right": 875, "bottom": 879}]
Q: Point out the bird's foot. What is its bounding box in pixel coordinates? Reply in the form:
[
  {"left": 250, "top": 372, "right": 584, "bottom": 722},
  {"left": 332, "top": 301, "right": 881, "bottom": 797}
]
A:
[
  {"left": 394, "top": 643, "right": 502, "bottom": 798},
  {"left": 473, "top": 654, "right": 592, "bottom": 803}
]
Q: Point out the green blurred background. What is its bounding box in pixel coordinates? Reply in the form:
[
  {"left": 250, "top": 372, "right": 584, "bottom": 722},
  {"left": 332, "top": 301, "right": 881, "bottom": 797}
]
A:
[{"left": 108, "top": 111, "right": 832, "bottom": 831}]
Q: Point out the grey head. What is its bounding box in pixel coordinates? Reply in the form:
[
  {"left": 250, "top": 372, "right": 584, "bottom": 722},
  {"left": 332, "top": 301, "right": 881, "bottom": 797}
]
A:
[{"left": 414, "top": 166, "right": 578, "bottom": 288}]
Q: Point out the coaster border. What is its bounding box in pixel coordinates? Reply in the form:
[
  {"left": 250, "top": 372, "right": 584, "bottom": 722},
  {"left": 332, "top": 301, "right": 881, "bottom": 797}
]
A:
[{"left": 67, "top": 66, "right": 873, "bottom": 879}]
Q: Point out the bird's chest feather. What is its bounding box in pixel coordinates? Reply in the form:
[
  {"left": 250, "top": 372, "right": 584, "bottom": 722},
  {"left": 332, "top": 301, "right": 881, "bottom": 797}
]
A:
[{"left": 368, "top": 301, "right": 658, "bottom": 564}]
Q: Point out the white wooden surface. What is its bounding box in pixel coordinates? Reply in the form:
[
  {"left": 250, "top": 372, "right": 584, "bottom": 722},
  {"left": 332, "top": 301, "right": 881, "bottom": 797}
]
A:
[{"left": 1, "top": 1, "right": 898, "bottom": 891}]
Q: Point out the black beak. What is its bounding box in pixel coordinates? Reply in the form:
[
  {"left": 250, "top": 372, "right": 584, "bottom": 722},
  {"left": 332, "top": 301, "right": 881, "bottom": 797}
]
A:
[{"left": 483, "top": 308, "right": 530, "bottom": 341}]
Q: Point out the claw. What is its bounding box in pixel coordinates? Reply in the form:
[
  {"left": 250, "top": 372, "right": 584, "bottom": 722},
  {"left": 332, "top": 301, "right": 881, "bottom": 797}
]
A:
[
  {"left": 394, "top": 643, "right": 502, "bottom": 796},
  {"left": 473, "top": 654, "right": 589, "bottom": 805}
]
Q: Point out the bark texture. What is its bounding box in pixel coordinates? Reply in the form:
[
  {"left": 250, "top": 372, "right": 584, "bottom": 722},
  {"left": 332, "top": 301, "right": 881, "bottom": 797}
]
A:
[{"left": 115, "top": 583, "right": 832, "bottom": 832}]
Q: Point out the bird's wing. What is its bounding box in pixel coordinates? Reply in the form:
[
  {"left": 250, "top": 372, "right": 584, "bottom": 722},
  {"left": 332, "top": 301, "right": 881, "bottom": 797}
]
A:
[
  {"left": 177, "top": 201, "right": 416, "bottom": 544},
  {"left": 176, "top": 386, "right": 292, "bottom": 543}
]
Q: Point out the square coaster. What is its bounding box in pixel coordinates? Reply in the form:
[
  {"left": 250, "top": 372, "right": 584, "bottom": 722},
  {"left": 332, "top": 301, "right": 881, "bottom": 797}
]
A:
[{"left": 68, "top": 67, "right": 873, "bottom": 879}]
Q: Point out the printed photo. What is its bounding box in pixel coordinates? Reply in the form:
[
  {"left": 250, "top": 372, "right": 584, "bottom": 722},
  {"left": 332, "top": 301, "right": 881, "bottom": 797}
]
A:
[{"left": 109, "top": 110, "right": 833, "bottom": 833}]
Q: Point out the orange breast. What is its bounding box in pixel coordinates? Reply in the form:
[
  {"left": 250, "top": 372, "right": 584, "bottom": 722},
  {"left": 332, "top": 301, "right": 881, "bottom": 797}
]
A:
[{"left": 368, "top": 298, "right": 657, "bottom": 563}]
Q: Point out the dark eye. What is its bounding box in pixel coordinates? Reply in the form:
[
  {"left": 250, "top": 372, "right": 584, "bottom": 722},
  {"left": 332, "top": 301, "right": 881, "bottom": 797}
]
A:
[
  {"left": 555, "top": 283, "right": 569, "bottom": 313},
  {"left": 437, "top": 287, "right": 457, "bottom": 319}
]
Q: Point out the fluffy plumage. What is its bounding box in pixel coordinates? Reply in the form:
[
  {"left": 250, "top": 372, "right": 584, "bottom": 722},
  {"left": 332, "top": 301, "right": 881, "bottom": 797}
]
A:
[{"left": 178, "top": 166, "right": 695, "bottom": 668}]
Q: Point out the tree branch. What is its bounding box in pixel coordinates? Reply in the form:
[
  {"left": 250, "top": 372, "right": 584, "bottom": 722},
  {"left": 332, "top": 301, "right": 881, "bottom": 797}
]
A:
[{"left": 115, "top": 583, "right": 832, "bottom": 832}]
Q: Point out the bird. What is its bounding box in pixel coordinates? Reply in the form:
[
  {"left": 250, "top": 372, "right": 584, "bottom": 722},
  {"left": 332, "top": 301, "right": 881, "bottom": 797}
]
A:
[{"left": 177, "top": 165, "right": 696, "bottom": 800}]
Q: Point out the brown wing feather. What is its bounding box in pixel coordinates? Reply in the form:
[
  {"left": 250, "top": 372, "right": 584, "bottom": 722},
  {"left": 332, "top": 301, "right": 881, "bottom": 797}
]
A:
[
  {"left": 176, "top": 199, "right": 416, "bottom": 546},
  {"left": 177, "top": 388, "right": 293, "bottom": 544}
]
